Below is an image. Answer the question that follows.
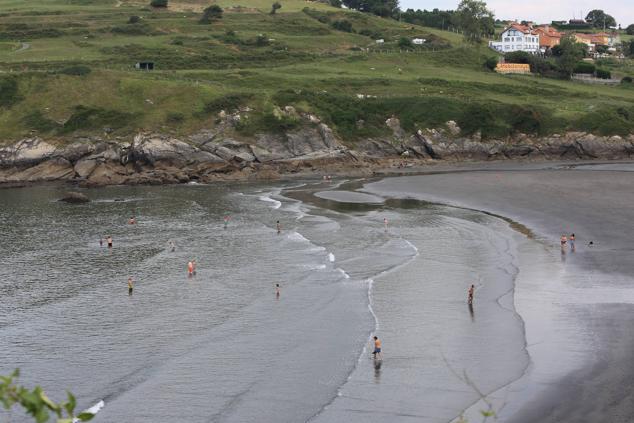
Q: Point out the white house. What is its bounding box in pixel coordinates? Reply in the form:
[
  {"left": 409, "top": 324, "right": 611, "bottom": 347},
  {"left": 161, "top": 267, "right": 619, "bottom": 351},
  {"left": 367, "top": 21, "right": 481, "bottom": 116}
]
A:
[
  {"left": 489, "top": 23, "right": 540, "bottom": 54},
  {"left": 412, "top": 38, "right": 426, "bottom": 45}
]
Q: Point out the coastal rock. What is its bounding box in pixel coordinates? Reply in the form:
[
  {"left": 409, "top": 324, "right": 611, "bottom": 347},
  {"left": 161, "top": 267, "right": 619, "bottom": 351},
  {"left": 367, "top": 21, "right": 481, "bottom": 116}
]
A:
[
  {"left": 60, "top": 192, "right": 90, "bottom": 203},
  {"left": 7, "top": 157, "right": 74, "bottom": 182},
  {"left": 74, "top": 157, "right": 99, "bottom": 178},
  {"left": 0, "top": 138, "right": 57, "bottom": 168},
  {"left": 385, "top": 117, "right": 405, "bottom": 140}
]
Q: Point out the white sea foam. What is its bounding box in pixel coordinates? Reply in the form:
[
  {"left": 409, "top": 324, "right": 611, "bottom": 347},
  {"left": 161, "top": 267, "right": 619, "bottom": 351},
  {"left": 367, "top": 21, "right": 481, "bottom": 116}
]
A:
[
  {"left": 259, "top": 192, "right": 282, "bottom": 209},
  {"left": 328, "top": 253, "right": 335, "bottom": 262},
  {"left": 336, "top": 268, "right": 351, "bottom": 279},
  {"left": 287, "top": 232, "right": 311, "bottom": 243}
]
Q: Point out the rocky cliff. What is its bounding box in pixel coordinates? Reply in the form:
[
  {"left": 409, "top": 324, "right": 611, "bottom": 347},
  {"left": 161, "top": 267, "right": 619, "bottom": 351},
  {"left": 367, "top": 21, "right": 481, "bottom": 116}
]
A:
[{"left": 1, "top": 116, "right": 633, "bottom": 186}]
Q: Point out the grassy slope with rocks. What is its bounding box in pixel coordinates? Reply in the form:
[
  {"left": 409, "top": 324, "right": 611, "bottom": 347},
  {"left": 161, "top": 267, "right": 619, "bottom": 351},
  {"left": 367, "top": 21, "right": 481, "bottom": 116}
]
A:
[{"left": 1, "top": 0, "right": 634, "bottom": 145}]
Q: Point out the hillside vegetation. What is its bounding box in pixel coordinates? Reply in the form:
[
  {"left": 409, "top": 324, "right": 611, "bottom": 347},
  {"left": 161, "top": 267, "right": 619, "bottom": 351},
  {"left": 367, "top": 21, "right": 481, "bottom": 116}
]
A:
[{"left": 1, "top": 0, "right": 634, "bottom": 143}]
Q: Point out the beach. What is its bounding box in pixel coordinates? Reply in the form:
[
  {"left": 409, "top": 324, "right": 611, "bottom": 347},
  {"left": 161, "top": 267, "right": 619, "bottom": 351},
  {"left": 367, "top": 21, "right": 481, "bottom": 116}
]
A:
[{"left": 1, "top": 162, "right": 633, "bottom": 422}]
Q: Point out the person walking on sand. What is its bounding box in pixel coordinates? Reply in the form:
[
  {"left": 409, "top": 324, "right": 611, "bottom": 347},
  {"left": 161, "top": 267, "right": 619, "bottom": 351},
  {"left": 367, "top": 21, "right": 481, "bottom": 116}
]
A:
[
  {"left": 569, "top": 233, "right": 576, "bottom": 251},
  {"left": 468, "top": 284, "right": 475, "bottom": 305},
  {"left": 372, "top": 336, "right": 382, "bottom": 360},
  {"left": 128, "top": 277, "right": 134, "bottom": 295},
  {"left": 560, "top": 234, "right": 567, "bottom": 249},
  {"left": 187, "top": 260, "right": 194, "bottom": 277},
  {"left": 106, "top": 235, "right": 113, "bottom": 248},
  {"left": 276, "top": 220, "right": 281, "bottom": 234}
]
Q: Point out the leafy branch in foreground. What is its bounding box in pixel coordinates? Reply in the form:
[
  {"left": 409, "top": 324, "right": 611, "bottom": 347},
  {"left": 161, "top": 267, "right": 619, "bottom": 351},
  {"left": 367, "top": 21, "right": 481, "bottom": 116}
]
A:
[{"left": 0, "top": 370, "right": 94, "bottom": 423}]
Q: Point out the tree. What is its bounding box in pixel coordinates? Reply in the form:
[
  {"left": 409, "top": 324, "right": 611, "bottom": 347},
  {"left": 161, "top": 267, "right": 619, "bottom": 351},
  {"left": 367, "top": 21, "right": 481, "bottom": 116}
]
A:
[
  {"left": 128, "top": 15, "right": 141, "bottom": 24},
  {"left": 452, "top": 0, "right": 494, "bottom": 44},
  {"left": 150, "top": 0, "right": 168, "bottom": 7},
  {"left": 626, "top": 24, "right": 634, "bottom": 35},
  {"left": 341, "top": 0, "right": 398, "bottom": 17},
  {"left": 585, "top": 10, "right": 616, "bottom": 29},
  {"left": 331, "top": 19, "right": 353, "bottom": 32},
  {"left": 200, "top": 5, "right": 223, "bottom": 23},
  {"left": 558, "top": 34, "right": 585, "bottom": 78},
  {"left": 270, "top": 2, "right": 281, "bottom": 15},
  {"left": 1, "top": 370, "right": 95, "bottom": 423},
  {"left": 398, "top": 37, "right": 413, "bottom": 49}
]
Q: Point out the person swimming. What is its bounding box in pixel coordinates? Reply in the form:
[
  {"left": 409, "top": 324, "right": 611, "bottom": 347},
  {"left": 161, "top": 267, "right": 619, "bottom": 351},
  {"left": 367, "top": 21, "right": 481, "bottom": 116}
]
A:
[
  {"left": 106, "top": 236, "right": 113, "bottom": 248},
  {"left": 468, "top": 284, "right": 475, "bottom": 305},
  {"left": 372, "top": 336, "right": 382, "bottom": 360},
  {"left": 128, "top": 277, "right": 134, "bottom": 295},
  {"left": 129, "top": 216, "right": 136, "bottom": 225}
]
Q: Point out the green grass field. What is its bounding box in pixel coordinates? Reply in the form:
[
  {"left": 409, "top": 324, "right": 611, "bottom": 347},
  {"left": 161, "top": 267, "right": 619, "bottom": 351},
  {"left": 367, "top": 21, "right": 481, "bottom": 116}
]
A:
[{"left": 1, "top": 0, "right": 633, "bottom": 142}]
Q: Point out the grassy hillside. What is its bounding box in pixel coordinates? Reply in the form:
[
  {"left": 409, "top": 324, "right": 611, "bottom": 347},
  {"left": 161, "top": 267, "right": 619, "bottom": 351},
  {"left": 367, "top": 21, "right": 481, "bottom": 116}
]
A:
[{"left": 1, "top": 0, "right": 634, "bottom": 143}]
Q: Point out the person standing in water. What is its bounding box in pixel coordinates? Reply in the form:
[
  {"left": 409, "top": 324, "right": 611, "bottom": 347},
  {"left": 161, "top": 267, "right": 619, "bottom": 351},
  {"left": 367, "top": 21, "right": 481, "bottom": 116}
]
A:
[
  {"left": 224, "top": 216, "right": 230, "bottom": 229},
  {"left": 99, "top": 238, "right": 103, "bottom": 247},
  {"left": 187, "top": 261, "right": 194, "bottom": 277},
  {"left": 128, "top": 277, "right": 134, "bottom": 295},
  {"left": 276, "top": 221, "right": 281, "bottom": 234},
  {"left": 468, "top": 284, "right": 475, "bottom": 305},
  {"left": 383, "top": 217, "right": 388, "bottom": 231},
  {"left": 169, "top": 240, "right": 175, "bottom": 252},
  {"left": 372, "top": 336, "right": 382, "bottom": 360},
  {"left": 560, "top": 234, "right": 567, "bottom": 249},
  {"left": 106, "top": 235, "right": 113, "bottom": 248},
  {"left": 275, "top": 283, "right": 280, "bottom": 298},
  {"left": 129, "top": 216, "right": 136, "bottom": 225},
  {"left": 569, "top": 233, "right": 576, "bottom": 251},
  {"left": 192, "top": 260, "right": 197, "bottom": 276}
]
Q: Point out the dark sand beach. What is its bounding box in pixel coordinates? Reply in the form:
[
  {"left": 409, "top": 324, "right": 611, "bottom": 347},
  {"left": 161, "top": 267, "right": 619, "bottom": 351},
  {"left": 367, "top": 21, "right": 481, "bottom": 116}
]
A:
[{"left": 363, "top": 162, "right": 634, "bottom": 422}]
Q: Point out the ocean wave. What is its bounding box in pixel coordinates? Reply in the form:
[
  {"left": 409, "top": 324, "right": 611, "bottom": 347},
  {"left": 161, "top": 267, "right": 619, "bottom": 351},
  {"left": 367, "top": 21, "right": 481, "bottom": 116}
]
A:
[
  {"left": 287, "top": 231, "right": 310, "bottom": 243},
  {"left": 336, "top": 268, "right": 351, "bottom": 279},
  {"left": 259, "top": 192, "right": 282, "bottom": 209},
  {"left": 72, "top": 400, "right": 104, "bottom": 423},
  {"left": 328, "top": 253, "right": 335, "bottom": 263}
]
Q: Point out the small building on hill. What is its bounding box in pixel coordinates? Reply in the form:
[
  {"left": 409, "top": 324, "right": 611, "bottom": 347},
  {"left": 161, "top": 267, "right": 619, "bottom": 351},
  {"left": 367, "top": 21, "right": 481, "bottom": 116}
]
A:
[
  {"left": 489, "top": 23, "right": 540, "bottom": 54},
  {"left": 495, "top": 63, "right": 531, "bottom": 74},
  {"left": 135, "top": 61, "right": 154, "bottom": 71},
  {"left": 533, "top": 25, "right": 563, "bottom": 50}
]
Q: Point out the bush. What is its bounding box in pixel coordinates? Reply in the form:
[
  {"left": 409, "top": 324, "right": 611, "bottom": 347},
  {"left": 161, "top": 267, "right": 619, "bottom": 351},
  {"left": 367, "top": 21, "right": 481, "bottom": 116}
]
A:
[
  {"left": 254, "top": 34, "right": 269, "bottom": 46},
  {"left": 203, "top": 93, "right": 253, "bottom": 114},
  {"left": 128, "top": 15, "right": 141, "bottom": 24},
  {"left": 270, "top": 2, "right": 281, "bottom": 15},
  {"left": 484, "top": 56, "right": 498, "bottom": 71},
  {"left": 60, "top": 105, "right": 132, "bottom": 134},
  {"left": 166, "top": 112, "right": 185, "bottom": 124},
  {"left": 22, "top": 111, "right": 59, "bottom": 132},
  {"left": 622, "top": 76, "right": 633, "bottom": 84},
  {"left": 57, "top": 65, "right": 92, "bottom": 76},
  {"left": 331, "top": 20, "right": 353, "bottom": 33},
  {"left": 200, "top": 5, "right": 223, "bottom": 23},
  {"left": 595, "top": 68, "right": 611, "bottom": 79},
  {"left": 573, "top": 61, "right": 595, "bottom": 74},
  {"left": 150, "top": 0, "right": 167, "bottom": 7},
  {"left": 398, "top": 37, "right": 412, "bottom": 49},
  {"left": 0, "top": 76, "right": 20, "bottom": 108},
  {"left": 329, "top": 0, "right": 342, "bottom": 7},
  {"left": 111, "top": 24, "right": 153, "bottom": 35},
  {"left": 457, "top": 103, "right": 509, "bottom": 139},
  {"left": 359, "top": 29, "right": 383, "bottom": 39},
  {"left": 626, "top": 24, "right": 634, "bottom": 35},
  {"left": 574, "top": 107, "right": 634, "bottom": 136}
]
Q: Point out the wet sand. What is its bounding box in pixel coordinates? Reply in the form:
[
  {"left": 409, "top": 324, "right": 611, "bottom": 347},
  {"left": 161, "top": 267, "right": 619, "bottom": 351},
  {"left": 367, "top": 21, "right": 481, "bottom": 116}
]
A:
[{"left": 363, "top": 164, "right": 634, "bottom": 422}]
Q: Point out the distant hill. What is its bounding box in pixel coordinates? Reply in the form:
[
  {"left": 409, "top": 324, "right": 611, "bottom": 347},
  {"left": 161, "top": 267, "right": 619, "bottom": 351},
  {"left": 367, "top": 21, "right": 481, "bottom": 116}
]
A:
[{"left": 0, "top": 0, "right": 633, "bottom": 142}]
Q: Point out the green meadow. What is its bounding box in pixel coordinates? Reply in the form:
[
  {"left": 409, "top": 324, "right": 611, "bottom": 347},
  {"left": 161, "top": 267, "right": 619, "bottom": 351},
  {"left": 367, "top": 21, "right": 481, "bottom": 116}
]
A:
[{"left": 0, "top": 0, "right": 633, "bottom": 143}]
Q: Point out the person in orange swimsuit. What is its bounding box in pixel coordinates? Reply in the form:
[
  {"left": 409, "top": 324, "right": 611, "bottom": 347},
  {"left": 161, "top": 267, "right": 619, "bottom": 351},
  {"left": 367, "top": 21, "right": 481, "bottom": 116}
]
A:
[{"left": 372, "top": 336, "right": 382, "bottom": 359}]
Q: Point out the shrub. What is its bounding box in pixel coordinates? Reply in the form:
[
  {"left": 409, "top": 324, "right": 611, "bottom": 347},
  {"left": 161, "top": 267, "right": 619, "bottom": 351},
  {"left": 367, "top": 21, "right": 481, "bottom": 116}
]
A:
[
  {"left": 0, "top": 76, "right": 20, "bottom": 108},
  {"left": 150, "top": 0, "right": 167, "bottom": 8},
  {"left": 203, "top": 93, "right": 253, "bottom": 114},
  {"left": 57, "top": 65, "right": 92, "bottom": 76},
  {"left": 166, "top": 112, "right": 185, "bottom": 124},
  {"left": 111, "top": 24, "right": 153, "bottom": 35},
  {"left": 329, "top": 0, "right": 342, "bottom": 7},
  {"left": 398, "top": 37, "right": 412, "bottom": 49},
  {"left": 331, "top": 20, "right": 353, "bottom": 33},
  {"left": 22, "top": 111, "right": 59, "bottom": 132},
  {"left": 254, "top": 34, "right": 269, "bottom": 46},
  {"left": 60, "top": 105, "right": 132, "bottom": 133},
  {"left": 484, "top": 56, "right": 498, "bottom": 71},
  {"left": 359, "top": 29, "right": 383, "bottom": 39},
  {"left": 200, "top": 5, "right": 223, "bottom": 23},
  {"left": 626, "top": 24, "right": 634, "bottom": 35},
  {"left": 270, "top": 2, "right": 281, "bottom": 15},
  {"left": 128, "top": 15, "right": 141, "bottom": 24},
  {"left": 573, "top": 61, "right": 595, "bottom": 74},
  {"left": 595, "top": 68, "right": 611, "bottom": 79},
  {"left": 622, "top": 76, "right": 633, "bottom": 84},
  {"left": 574, "top": 107, "right": 634, "bottom": 136}
]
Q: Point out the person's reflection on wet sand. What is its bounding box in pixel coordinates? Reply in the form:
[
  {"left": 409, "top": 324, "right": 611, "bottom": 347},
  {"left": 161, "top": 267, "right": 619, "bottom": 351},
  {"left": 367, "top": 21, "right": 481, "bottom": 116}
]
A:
[
  {"left": 373, "top": 358, "right": 382, "bottom": 383},
  {"left": 468, "top": 303, "right": 475, "bottom": 322}
]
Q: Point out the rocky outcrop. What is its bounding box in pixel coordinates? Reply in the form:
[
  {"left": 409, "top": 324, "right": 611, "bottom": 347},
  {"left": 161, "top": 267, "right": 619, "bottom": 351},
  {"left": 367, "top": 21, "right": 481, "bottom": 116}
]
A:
[
  {"left": 60, "top": 192, "right": 90, "bottom": 203},
  {"left": 1, "top": 119, "right": 633, "bottom": 187}
]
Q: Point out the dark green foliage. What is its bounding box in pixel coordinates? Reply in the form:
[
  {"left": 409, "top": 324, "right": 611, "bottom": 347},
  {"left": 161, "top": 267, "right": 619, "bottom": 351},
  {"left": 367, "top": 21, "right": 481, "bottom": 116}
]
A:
[
  {"left": 574, "top": 107, "right": 634, "bottom": 136},
  {"left": 622, "top": 76, "right": 633, "bottom": 84},
  {"left": 484, "top": 56, "right": 498, "bottom": 71},
  {"left": 200, "top": 5, "right": 223, "bottom": 24},
  {"left": 270, "top": 2, "right": 282, "bottom": 15},
  {"left": 358, "top": 29, "right": 383, "bottom": 39},
  {"left": 585, "top": 10, "right": 616, "bottom": 28},
  {"left": 0, "top": 27, "right": 63, "bottom": 41},
  {"left": 0, "top": 76, "right": 20, "bottom": 108},
  {"left": 57, "top": 65, "right": 92, "bottom": 76},
  {"left": 342, "top": 0, "right": 398, "bottom": 17},
  {"left": 60, "top": 106, "right": 132, "bottom": 134},
  {"left": 111, "top": 24, "right": 154, "bottom": 35},
  {"left": 150, "top": 0, "right": 168, "bottom": 8},
  {"left": 329, "top": 0, "right": 342, "bottom": 7},
  {"left": 397, "top": 37, "right": 412, "bottom": 48},
  {"left": 626, "top": 24, "right": 634, "bottom": 35},
  {"left": 452, "top": 0, "right": 495, "bottom": 43},
  {"left": 401, "top": 8, "right": 455, "bottom": 30},
  {"left": 203, "top": 93, "right": 253, "bottom": 114},
  {"left": 165, "top": 112, "right": 185, "bottom": 124},
  {"left": 504, "top": 51, "right": 556, "bottom": 76},
  {"left": 254, "top": 34, "right": 270, "bottom": 46},
  {"left": 128, "top": 15, "right": 141, "bottom": 24},
  {"left": 573, "top": 61, "right": 595, "bottom": 74},
  {"left": 595, "top": 68, "right": 611, "bottom": 79},
  {"left": 331, "top": 20, "right": 353, "bottom": 33},
  {"left": 457, "top": 103, "right": 508, "bottom": 138},
  {"left": 22, "top": 111, "right": 59, "bottom": 132}
]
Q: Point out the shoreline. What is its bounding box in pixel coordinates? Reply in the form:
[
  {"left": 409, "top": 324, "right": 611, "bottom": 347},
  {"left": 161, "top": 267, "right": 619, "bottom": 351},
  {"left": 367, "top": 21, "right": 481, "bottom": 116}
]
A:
[{"left": 363, "top": 165, "right": 634, "bottom": 422}]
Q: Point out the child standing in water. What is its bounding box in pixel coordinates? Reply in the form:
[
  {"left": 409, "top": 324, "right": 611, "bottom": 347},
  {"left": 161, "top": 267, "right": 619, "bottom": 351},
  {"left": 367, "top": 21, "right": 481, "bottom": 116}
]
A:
[
  {"left": 106, "top": 235, "right": 113, "bottom": 248},
  {"left": 276, "top": 221, "right": 281, "bottom": 234},
  {"left": 569, "top": 233, "right": 576, "bottom": 251},
  {"left": 372, "top": 336, "right": 382, "bottom": 360},
  {"left": 560, "top": 234, "right": 567, "bottom": 249},
  {"left": 468, "top": 284, "right": 475, "bottom": 305},
  {"left": 383, "top": 217, "right": 388, "bottom": 231},
  {"left": 275, "top": 283, "right": 280, "bottom": 298},
  {"left": 128, "top": 277, "right": 134, "bottom": 295},
  {"left": 187, "top": 261, "right": 194, "bottom": 277}
]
